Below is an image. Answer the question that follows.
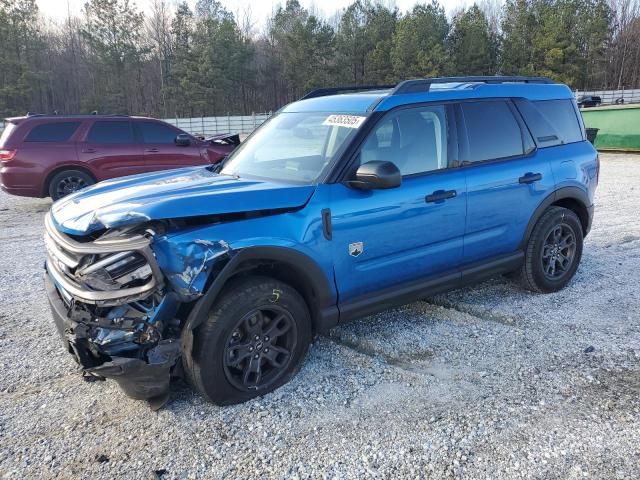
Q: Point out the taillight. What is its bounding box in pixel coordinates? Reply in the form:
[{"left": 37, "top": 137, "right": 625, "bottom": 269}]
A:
[{"left": 0, "top": 149, "right": 16, "bottom": 161}]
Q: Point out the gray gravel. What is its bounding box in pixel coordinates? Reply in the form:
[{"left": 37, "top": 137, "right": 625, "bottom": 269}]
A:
[{"left": 1, "top": 153, "right": 639, "bottom": 479}]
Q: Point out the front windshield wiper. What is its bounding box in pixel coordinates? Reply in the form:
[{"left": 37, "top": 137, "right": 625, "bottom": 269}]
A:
[{"left": 208, "top": 155, "right": 229, "bottom": 174}]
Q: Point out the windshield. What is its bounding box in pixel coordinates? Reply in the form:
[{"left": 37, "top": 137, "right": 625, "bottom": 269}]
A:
[{"left": 221, "top": 112, "right": 366, "bottom": 183}]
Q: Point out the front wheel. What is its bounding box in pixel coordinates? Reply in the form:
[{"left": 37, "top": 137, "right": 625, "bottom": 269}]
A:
[
  {"left": 515, "top": 206, "right": 584, "bottom": 293},
  {"left": 186, "top": 276, "right": 312, "bottom": 405}
]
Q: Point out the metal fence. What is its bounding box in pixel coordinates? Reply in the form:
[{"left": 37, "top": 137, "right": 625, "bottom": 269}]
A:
[
  {"left": 163, "top": 113, "right": 272, "bottom": 137},
  {"left": 575, "top": 88, "right": 640, "bottom": 106}
]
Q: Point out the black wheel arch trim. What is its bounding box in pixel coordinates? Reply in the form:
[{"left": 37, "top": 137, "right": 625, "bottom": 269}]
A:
[
  {"left": 181, "top": 246, "right": 339, "bottom": 364},
  {"left": 520, "top": 186, "right": 592, "bottom": 250}
]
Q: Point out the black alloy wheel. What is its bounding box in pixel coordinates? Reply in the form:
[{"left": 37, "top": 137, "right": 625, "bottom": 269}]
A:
[
  {"left": 49, "top": 169, "right": 95, "bottom": 200},
  {"left": 223, "top": 306, "right": 297, "bottom": 391},
  {"left": 541, "top": 223, "right": 577, "bottom": 279},
  {"left": 56, "top": 175, "right": 88, "bottom": 197}
]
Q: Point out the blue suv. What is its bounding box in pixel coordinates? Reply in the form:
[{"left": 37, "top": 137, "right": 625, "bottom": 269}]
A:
[{"left": 43, "top": 76, "right": 598, "bottom": 406}]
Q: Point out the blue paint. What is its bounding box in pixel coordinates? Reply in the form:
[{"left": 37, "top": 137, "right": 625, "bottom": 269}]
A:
[
  {"left": 50, "top": 166, "right": 315, "bottom": 235},
  {"left": 153, "top": 237, "right": 231, "bottom": 300}
]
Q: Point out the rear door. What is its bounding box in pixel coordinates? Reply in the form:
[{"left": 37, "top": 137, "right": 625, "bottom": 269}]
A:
[
  {"left": 458, "top": 99, "right": 555, "bottom": 264},
  {"left": 330, "top": 104, "right": 467, "bottom": 303},
  {"left": 78, "top": 120, "right": 145, "bottom": 180},
  {"left": 135, "top": 120, "right": 206, "bottom": 171}
]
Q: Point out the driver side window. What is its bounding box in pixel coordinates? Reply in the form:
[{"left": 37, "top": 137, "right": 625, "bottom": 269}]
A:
[{"left": 360, "top": 105, "right": 450, "bottom": 176}]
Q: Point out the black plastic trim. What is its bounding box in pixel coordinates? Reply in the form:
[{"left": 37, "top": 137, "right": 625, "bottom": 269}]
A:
[
  {"left": 519, "top": 187, "right": 592, "bottom": 249},
  {"left": 338, "top": 252, "right": 523, "bottom": 323},
  {"left": 321, "top": 208, "right": 332, "bottom": 240},
  {"left": 183, "top": 246, "right": 339, "bottom": 334}
]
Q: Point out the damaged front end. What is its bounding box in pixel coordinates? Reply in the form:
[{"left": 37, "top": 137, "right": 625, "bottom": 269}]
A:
[{"left": 43, "top": 213, "right": 225, "bottom": 406}]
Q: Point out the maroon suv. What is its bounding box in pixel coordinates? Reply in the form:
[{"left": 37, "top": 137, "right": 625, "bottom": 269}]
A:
[{"left": 0, "top": 114, "right": 239, "bottom": 200}]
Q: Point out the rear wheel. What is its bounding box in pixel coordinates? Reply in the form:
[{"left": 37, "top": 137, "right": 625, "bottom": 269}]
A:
[
  {"left": 48, "top": 169, "right": 94, "bottom": 200},
  {"left": 515, "top": 206, "right": 583, "bottom": 293},
  {"left": 186, "top": 276, "right": 311, "bottom": 405}
]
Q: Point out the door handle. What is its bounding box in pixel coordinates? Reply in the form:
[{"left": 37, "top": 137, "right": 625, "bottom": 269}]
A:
[
  {"left": 81, "top": 148, "right": 96, "bottom": 153},
  {"left": 425, "top": 189, "right": 457, "bottom": 203},
  {"left": 518, "top": 172, "right": 542, "bottom": 184},
  {"left": 145, "top": 148, "right": 159, "bottom": 153}
]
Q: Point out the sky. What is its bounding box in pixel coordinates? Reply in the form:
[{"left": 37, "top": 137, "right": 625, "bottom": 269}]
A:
[{"left": 37, "top": 0, "right": 473, "bottom": 29}]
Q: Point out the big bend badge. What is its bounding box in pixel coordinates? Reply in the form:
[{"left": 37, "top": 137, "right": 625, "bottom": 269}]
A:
[{"left": 348, "top": 242, "right": 364, "bottom": 257}]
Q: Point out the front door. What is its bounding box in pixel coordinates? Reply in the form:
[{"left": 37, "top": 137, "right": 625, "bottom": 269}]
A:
[
  {"left": 329, "top": 104, "right": 467, "bottom": 303},
  {"left": 135, "top": 120, "right": 206, "bottom": 171}
]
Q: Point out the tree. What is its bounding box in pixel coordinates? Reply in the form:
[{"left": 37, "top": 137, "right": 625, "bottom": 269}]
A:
[
  {"left": 147, "top": 0, "right": 173, "bottom": 117},
  {"left": 268, "top": 0, "right": 336, "bottom": 101},
  {"left": 449, "top": 4, "right": 498, "bottom": 75},
  {"left": 501, "top": 0, "right": 537, "bottom": 75},
  {"left": 607, "top": 0, "right": 640, "bottom": 89},
  {"left": 81, "top": 0, "right": 148, "bottom": 113},
  {"left": 170, "top": 2, "right": 198, "bottom": 116},
  {"left": 391, "top": 2, "right": 449, "bottom": 78},
  {"left": 0, "top": 0, "right": 43, "bottom": 115},
  {"left": 363, "top": 4, "right": 399, "bottom": 84}
]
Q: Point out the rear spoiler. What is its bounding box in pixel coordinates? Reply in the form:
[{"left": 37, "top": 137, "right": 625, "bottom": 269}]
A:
[
  {"left": 4, "top": 117, "right": 28, "bottom": 124},
  {"left": 202, "top": 133, "right": 241, "bottom": 146}
]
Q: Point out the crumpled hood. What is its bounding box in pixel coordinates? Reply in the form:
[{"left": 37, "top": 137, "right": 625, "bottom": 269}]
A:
[{"left": 51, "top": 166, "right": 315, "bottom": 235}]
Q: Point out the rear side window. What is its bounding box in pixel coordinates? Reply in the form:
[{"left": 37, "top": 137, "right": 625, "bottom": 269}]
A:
[
  {"left": 87, "top": 121, "right": 133, "bottom": 143},
  {"left": 513, "top": 98, "right": 562, "bottom": 147},
  {"left": 138, "top": 121, "right": 179, "bottom": 144},
  {"left": 459, "top": 100, "right": 525, "bottom": 162},
  {"left": 533, "top": 100, "right": 583, "bottom": 144},
  {"left": 25, "top": 122, "right": 80, "bottom": 142}
]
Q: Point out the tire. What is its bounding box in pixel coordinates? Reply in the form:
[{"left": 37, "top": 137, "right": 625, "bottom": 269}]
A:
[
  {"left": 48, "top": 169, "right": 95, "bottom": 201},
  {"left": 515, "top": 206, "right": 584, "bottom": 293},
  {"left": 186, "top": 276, "right": 312, "bottom": 405}
]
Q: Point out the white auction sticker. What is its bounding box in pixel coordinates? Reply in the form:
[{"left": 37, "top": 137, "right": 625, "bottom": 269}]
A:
[{"left": 322, "top": 114, "right": 366, "bottom": 129}]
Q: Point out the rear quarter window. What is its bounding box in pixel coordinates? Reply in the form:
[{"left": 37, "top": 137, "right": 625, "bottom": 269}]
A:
[
  {"left": 25, "top": 122, "right": 81, "bottom": 142},
  {"left": 532, "top": 99, "right": 583, "bottom": 144}
]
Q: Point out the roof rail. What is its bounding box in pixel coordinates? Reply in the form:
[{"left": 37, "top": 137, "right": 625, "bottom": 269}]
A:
[
  {"left": 392, "top": 76, "right": 555, "bottom": 95},
  {"left": 301, "top": 85, "right": 395, "bottom": 100}
]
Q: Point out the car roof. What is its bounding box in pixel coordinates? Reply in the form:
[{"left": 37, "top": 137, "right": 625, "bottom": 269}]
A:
[
  {"left": 3, "top": 114, "right": 155, "bottom": 124},
  {"left": 281, "top": 79, "right": 575, "bottom": 114}
]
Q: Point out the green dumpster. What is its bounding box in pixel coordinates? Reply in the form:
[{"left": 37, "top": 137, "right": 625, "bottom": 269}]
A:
[{"left": 579, "top": 104, "right": 640, "bottom": 152}]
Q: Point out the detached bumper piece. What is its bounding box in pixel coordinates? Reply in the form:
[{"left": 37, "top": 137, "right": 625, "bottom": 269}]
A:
[
  {"left": 45, "top": 269, "right": 181, "bottom": 409},
  {"left": 86, "top": 340, "right": 180, "bottom": 409}
]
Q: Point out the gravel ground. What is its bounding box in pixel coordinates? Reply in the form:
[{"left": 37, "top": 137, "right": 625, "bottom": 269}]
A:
[{"left": 0, "top": 153, "right": 639, "bottom": 479}]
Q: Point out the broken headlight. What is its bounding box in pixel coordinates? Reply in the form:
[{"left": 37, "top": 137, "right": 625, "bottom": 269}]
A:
[{"left": 76, "top": 251, "right": 153, "bottom": 291}]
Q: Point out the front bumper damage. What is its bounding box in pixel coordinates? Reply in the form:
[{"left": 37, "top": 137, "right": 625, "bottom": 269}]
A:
[
  {"left": 44, "top": 274, "right": 180, "bottom": 404},
  {"left": 43, "top": 213, "right": 230, "bottom": 407}
]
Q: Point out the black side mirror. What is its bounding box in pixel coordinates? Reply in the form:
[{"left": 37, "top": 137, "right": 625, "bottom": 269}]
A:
[
  {"left": 175, "top": 133, "right": 191, "bottom": 146},
  {"left": 348, "top": 161, "right": 401, "bottom": 190}
]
